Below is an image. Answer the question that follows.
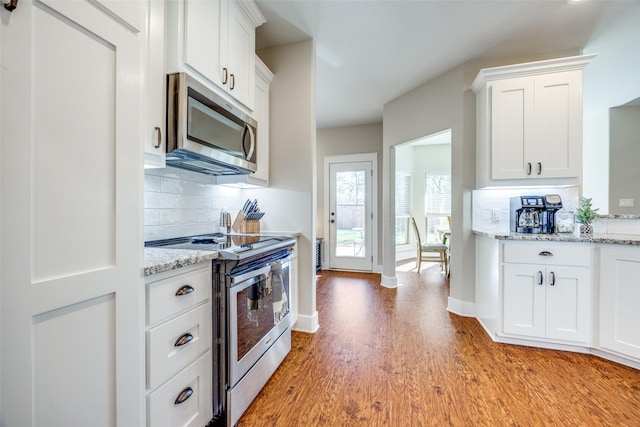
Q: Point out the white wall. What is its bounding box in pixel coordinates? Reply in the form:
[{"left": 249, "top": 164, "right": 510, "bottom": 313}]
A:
[
  {"left": 247, "top": 39, "right": 319, "bottom": 333},
  {"left": 316, "top": 123, "right": 383, "bottom": 265},
  {"left": 582, "top": 3, "right": 640, "bottom": 213},
  {"left": 382, "top": 66, "right": 477, "bottom": 313},
  {"left": 609, "top": 105, "right": 640, "bottom": 214}
]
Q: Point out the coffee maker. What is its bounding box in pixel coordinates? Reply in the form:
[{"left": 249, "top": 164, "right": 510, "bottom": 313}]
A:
[{"left": 510, "top": 194, "right": 563, "bottom": 234}]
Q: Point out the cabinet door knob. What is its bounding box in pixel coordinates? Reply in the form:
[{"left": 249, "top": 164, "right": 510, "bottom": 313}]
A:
[
  {"left": 537, "top": 162, "right": 542, "bottom": 175},
  {"left": 539, "top": 251, "right": 553, "bottom": 257},
  {"left": 527, "top": 163, "right": 532, "bottom": 175},
  {"left": 230, "top": 73, "right": 235, "bottom": 90},
  {"left": 537, "top": 270, "right": 543, "bottom": 285},
  {"left": 174, "top": 387, "right": 193, "bottom": 405},
  {"left": 549, "top": 271, "right": 556, "bottom": 286},
  {"left": 175, "top": 285, "right": 195, "bottom": 296}
]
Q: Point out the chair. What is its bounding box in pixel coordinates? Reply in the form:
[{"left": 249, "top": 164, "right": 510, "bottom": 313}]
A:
[{"left": 410, "top": 217, "right": 448, "bottom": 273}]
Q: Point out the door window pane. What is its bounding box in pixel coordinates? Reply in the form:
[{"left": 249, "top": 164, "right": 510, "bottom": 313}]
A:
[
  {"left": 425, "top": 174, "right": 451, "bottom": 243},
  {"left": 335, "top": 170, "right": 366, "bottom": 258}
]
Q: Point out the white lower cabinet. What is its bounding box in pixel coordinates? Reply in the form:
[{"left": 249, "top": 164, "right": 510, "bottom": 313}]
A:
[
  {"left": 502, "top": 242, "right": 592, "bottom": 345},
  {"left": 145, "top": 262, "right": 213, "bottom": 427},
  {"left": 599, "top": 246, "right": 640, "bottom": 360}
]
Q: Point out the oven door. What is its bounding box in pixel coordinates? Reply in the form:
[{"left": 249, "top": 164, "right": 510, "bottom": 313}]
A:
[{"left": 227, "top": 255, "right": 292, "bottom": 387}]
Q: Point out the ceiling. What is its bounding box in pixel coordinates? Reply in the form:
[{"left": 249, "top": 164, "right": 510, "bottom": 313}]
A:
[{"left": 254, "top": 0, "right": 636, "bottom": 129}]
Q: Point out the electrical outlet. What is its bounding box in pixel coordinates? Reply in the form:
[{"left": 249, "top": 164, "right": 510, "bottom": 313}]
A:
[
  {"left": 619, "top": 198, "right": 634, "bottom": 207},
  {"left": 492, "top": 209, "right": 500, "bottom": 221}
]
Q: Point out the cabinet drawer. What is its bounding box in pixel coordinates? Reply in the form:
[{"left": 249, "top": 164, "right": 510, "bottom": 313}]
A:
[
  {"left": 146, "top": 265, "right": 211, "bottom": 326},
  {"left": 503, "top": 241, "right": 591, "bottom": 267},
  {"left": 147, "top": 303, "right": 212, "bottom": 391},
  {"left": 147, "top": 351, "right": 212, "bottom": 427}
]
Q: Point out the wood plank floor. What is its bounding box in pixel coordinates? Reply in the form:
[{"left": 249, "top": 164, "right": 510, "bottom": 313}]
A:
[{"left": 237, "top": 266, "right": 640, "bottom": 426}]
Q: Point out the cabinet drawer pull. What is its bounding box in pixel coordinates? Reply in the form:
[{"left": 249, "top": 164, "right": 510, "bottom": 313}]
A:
[
  {"left": 222, "top": 67, "right": 228, "bottom": 85},
  {"left": 537, "top": 162, "right": 542, "bottom": 175},
  {"left": 537, "top": 271, "right": 543, "bottom": 286},
  {"left": 527, "top": 163, "right": 532, "bottom": 175},
  {"left": 174, "top": 333, "right": 194, "bottom": 347},
  {"left": 175, "top": 285, "right": 194, "bottom": 296},
  {"left": 539, "top": 251, "right": 553, "bottom": 257},
  {"left": 153, "top": 126, "right": 162, "bottom": 149},
  {"left": 174, "top": 387, "right": 193, "bottom": 405},
  {"left": 549, "top": 271, "right": 556, "bottom": 286}
]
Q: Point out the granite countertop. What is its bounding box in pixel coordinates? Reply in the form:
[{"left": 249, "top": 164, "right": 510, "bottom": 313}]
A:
[
  {"left": 144, "top": 248, "right": 218, "bottom": 276},
  {"left": 474, "top": 230, "right": 640, "bottom": 246}
]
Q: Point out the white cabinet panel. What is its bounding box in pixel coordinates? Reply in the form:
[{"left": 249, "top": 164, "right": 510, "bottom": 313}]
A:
[
  {"left": 600, "top": 246, "right": 640, "bottom": 360},
  {"left": 546, "top": 265, "right": 591, "bottom": 343},
  {"left": 1, "top": 1, "right": 143, "bottom": 425},
  {"left": 184, "top": 0, "right": 222, "bottom": 84},
  {"left": 144, "top": 0, "right": 166, "bottom": 167}
]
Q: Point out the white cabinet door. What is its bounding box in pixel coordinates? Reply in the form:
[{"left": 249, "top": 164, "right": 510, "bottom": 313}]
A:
[
  {"left": 221, "top": 0, "right": 255, "bottom": 109},
  {"left": 532, "top": 70, "right": 582, "bottom": 179},
  {"left": 491, "top": 77, "right": 534, "bottom": 180},
  {"left": 184, "top": 0, "right": 222, "bottom": 85},
  {"left": 244, "top": 56, "right": 273, "bottom": 186},
  {"left": 600, "top": 246, "right": 640, "bottom": 360},
  {"left": 144, "top": 0, "right": 166, "bottom": 167},
  {"left": 545, "top": 265, "right": 591, "bottom": 343},
  {"left": 503, "top": 264, "right": 546, "bottom": 338},
  {"left": 1, "top": 1, "right": 143, "bottom": 425}
]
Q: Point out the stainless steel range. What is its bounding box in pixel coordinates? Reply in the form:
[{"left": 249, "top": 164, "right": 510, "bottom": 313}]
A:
[{"left": 145, "top": 233, "right": 295, "bottom": 426}]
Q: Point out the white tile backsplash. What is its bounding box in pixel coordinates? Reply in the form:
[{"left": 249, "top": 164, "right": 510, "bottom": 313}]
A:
[
  {"left": 472, "top": 186, "right": 580, "bottom": 233},
  {"left": 144, "top": 166, "right": 243, "bottom": 241}
]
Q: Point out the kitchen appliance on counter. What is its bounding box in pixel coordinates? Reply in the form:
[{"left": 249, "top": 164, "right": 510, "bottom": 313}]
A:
[
  {"left": 166, "top": 72, "right": 258, "bottom": 176},
  {"left": 145, "top": 233, "right": 295, "bottom": 426},
  {"left": 510, "top": 194, "right": 563, "bottom": 234}
]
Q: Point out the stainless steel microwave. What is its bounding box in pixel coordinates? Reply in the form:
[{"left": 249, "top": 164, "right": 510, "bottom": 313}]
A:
[{"left": 166, "top": 72, "right": 257, "bottom": 175}]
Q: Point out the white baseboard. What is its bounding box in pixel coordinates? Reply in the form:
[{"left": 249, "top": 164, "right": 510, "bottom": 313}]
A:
[
  {"left": 292, "top": 311, "right": 319, "bottom": 333},
  {"left": 447, "top": 297, "right": 476, "bottom": 317},
  {"left": 381, "top": 274, "right": 398, "bottom": 288}
]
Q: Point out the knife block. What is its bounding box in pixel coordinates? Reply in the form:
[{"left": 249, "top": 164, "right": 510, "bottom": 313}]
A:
[{"left": 232, "top": 211, "right": 260, "bottom": 234}]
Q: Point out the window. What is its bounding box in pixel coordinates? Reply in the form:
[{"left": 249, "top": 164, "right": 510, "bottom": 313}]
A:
[
  {"left": 395, "top": 171, "right": 411, "bottom": 245},
  {"left": 424, "top": 174, "right": 451, "bottom": 243}
]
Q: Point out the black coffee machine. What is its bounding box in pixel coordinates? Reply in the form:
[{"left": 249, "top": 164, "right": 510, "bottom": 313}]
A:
[{"left": 510, "top": 194, "right": 563, "bottom": 234}]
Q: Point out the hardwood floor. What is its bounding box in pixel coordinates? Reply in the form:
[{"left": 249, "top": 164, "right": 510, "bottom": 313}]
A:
[{"left": 237, "top": 267, "right": 640, "bottom": 426}]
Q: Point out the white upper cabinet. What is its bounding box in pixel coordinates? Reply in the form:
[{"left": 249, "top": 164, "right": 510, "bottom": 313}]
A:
[
  {"left": 245, "top": 56, "right": 274, "bottom": 186},
  {"left": 472, "top": 55, "right": 596, "bottom": 188},
  {"left": 166, "top": 0, "right": 265, "bottom": 111}
]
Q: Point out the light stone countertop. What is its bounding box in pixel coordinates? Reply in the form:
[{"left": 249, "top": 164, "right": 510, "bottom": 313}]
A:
[
  {"left": 473, "top": 230, "right": 640, "bottom": 246},
  {"left": 144, "top": 248, "right": 218, "bottom": 276}
]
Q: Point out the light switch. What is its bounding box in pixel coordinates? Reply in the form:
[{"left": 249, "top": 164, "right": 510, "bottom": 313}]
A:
[{"left": 619, "top": 198, "right": 634, "bottom": 207}]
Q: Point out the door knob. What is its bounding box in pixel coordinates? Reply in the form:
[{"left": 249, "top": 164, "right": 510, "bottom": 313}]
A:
[{"left": 330, "top": 219, "right": 335, "bottom": 223}]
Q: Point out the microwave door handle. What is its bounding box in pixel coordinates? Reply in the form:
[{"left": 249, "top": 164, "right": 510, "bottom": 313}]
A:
[{"left": 243, "top": 124, "right": 255, "bottom": 161}]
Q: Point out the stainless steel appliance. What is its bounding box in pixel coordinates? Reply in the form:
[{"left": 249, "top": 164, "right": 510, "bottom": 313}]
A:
[
  {"left": 166, "top": 73, "right": 258, "bottom": 176},
  {"left": 510, "top": 194, "right": 563, "bottom": 234},
  {"left": 145, "top": 233, "right": 295, "bottom": 426}
]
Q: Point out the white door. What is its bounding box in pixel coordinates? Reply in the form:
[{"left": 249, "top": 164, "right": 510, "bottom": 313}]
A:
[
  {"left": 1, "top": 1, "right": 143, "bottom": 425},
  {"left": 545, "top": 265, "right": 591, "bottom": 343},
  {"left": 328, "top": 159, "right": 374, "bottom": 271}
]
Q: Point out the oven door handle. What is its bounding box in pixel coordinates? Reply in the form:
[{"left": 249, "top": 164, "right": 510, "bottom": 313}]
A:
[{"left": 230, "top": 265, "right": 271, "bottom": 287}]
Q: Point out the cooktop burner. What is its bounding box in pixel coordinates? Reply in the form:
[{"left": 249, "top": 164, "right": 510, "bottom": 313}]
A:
[{"left": 145, "top": 233, "right": 295, "bottom": 261}]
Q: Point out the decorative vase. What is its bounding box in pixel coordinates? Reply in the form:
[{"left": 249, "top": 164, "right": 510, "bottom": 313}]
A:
[{"left": 579, "top": 222, "right": 593, "bottom": 236}]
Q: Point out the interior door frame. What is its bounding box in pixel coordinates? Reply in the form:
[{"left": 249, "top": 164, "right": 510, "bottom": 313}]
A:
[{"left": 324, "top": 153, "right": 378, "bottom": 271}]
